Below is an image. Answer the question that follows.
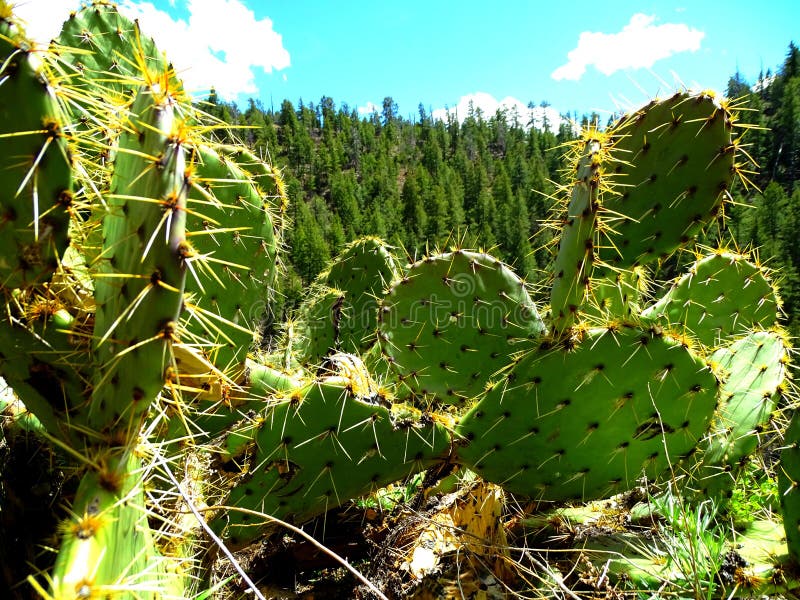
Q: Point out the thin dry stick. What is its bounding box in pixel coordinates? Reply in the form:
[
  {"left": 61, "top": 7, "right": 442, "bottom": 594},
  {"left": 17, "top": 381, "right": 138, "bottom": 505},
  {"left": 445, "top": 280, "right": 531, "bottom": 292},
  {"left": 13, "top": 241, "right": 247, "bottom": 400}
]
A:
[
  {"left": 203, "top": 504, "right": 391, "bottom": 600},
  {"left": 154, "top": 454, "right": 267, "bottom": 600},
  {"left": 155, "top": 454, "right": 389, "bottom": 600}
]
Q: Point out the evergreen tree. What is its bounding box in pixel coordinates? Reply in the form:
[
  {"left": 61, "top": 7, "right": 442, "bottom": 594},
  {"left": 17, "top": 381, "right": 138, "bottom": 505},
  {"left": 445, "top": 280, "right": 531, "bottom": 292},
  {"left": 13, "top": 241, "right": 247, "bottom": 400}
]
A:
[{"left": 291, "top": 200, "right": 330, "bottom": 283}]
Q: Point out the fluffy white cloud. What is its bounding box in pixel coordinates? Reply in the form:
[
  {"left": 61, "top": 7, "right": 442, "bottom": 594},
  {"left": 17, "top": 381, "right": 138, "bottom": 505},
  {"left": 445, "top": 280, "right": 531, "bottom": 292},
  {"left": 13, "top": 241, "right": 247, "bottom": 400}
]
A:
[
  {"left": 119, "top": 0, "right": 290, "bottom": 98},
  {"left": 357, "top": 101, "right": 381, "bottom": 117},
  {"left": 10, "top": 0, "right": 290, "bottom": 99},
  {"left": 8, "top": 0, "right": 72, "bottom": 46},
  {"left": 552, "top": 13, "right": 704, "bottom": 81},
  {"left": 431, "top": 92, "right": 564, "bottom": 132}
]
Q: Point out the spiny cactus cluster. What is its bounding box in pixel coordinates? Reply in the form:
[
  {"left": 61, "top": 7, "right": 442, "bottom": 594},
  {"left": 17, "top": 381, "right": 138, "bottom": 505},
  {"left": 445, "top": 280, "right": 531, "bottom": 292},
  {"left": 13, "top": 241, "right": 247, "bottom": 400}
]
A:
[{"left": 0, "top": 1, "right": 798, "bottom": 598}]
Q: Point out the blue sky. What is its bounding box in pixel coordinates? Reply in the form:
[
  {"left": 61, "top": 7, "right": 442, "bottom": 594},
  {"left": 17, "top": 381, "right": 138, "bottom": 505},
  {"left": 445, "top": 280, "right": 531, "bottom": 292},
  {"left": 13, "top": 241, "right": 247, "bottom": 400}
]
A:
[{"left": 13, "top": 0, "right": 800, "bottom": 127}]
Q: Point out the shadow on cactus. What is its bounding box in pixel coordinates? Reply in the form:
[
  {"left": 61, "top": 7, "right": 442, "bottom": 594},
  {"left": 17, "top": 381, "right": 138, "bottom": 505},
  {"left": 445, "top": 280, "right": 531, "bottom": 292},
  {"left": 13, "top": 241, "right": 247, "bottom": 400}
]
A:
[{"left": 0, "top": 1, "right": 798, "bottom": 599}]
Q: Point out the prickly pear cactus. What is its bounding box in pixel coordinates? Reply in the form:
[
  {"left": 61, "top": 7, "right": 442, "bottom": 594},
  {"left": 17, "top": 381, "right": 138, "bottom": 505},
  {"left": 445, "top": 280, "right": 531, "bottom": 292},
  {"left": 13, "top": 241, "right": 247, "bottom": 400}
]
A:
[
  {"left": 48, "top": 453, "right": 185, "bottom": 599},
  {"left": 182, "top": 143, "right": 280, "bottom": 380},
  {"left": 550, "top": 134, "right": 604, "bottom": 334},
  {"left": 691, "top": 329, "right": 788, "bottom": 499},
  {"left": 0, "top": 9, "right": 73, "bottom": 291},
  {"left": 319, "top": 236, "right": 399, "bottom": 353},
  {"left": 213, "top": 354, "right": 452, "bottom": 546},
  {"left": 642, "top": 250, "right": 779, "bottom": 346},
  {"left": 53, "top": 0, "right": 178, "bottom": 132},
  {"left": 378, "top": 250, "right": 545, "bottom": 405},
  {"left": 88, "top": 78, "right": 188, "bottom": 439},
  {"left": 1, "top": 2, "right": 797, "bottom": 594},
  {"left": 293, "top": 284, "right": 347, "bottom": 365},
  {"left": 455, "top": 325, "right": 719, "bottom": 500},
  {"left": 598, "top": 92, "right": 735, "bottom": 267}
]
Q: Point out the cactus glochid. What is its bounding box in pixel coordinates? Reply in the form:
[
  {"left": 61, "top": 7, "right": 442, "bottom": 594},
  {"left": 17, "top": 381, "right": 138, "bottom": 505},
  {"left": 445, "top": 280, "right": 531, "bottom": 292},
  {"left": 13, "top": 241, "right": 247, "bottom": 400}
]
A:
[{"left": 0, "top": 2, "right": 797, "bottom": 598}]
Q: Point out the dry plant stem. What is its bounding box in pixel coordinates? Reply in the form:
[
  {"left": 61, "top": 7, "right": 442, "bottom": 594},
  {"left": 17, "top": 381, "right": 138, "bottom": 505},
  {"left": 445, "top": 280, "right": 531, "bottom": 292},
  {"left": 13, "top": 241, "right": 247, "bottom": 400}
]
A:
[
  {"left": 154, "top": 454, "right": 267, "bottom": 600},
  {"left": 156, "top": 454, "right": 390, "bottom": 600},
  {"left": 203, "top": 504, "right": 392, "bottom": 600},
  {"left": 519, "top": 549, "right": 582, "bottom": 600}
]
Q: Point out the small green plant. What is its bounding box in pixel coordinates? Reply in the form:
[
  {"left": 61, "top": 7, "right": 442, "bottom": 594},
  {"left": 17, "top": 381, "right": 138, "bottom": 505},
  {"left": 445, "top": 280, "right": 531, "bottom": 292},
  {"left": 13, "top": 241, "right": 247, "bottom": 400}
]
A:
[
  {"left": 729, "top": 461, "right": 779, "bottom": 529},
  {"left": 652, "top": 488, "right": 728, "bottom": 599}
]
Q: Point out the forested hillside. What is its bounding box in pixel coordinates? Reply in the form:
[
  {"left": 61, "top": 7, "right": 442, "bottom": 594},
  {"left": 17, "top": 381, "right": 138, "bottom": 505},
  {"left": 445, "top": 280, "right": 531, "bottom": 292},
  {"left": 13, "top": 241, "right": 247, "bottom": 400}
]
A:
[{"left": 204, "top": 42, "right": 800, "bottom": 333}]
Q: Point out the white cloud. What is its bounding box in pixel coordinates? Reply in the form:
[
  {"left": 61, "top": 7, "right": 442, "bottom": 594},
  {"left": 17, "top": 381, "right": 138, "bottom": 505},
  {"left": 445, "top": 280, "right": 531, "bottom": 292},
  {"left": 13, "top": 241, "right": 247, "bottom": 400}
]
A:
[
  {"left": 9, "top": 0, "right": 73, "bottom": 47},
  {"left": 431, "top": 92, "right": 564, "bottom": 132},
  {"left": 357, "top": 101, "right": 381, "bottom": 116},
  {"left": 119, "top": 0, "right": 290, "bottom": 98},
  {"left": 10, "top": 0, "right": 291, "bottom": 99},
  {"left": 552, "top": 13, "right": 704, "bottom": 81}
]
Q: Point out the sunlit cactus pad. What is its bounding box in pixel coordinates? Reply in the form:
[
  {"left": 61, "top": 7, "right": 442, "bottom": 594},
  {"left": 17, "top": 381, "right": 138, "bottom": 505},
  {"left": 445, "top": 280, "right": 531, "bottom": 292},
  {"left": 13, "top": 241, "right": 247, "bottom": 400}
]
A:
[
  {"left": 318, "top": 236, "right": 399, "bottom": 353},
  {"left": 599, "top": 92, "right": 735, "bottom": 267},
  {"left": 0, "top": 13, "right": 73, "bottom": 290},
  {"left": 690, "top": 329, "right": 788, "bottom": 497},
  {"left": 456, "top": 325, "right": 719, "bottom": 500},
  {"left": 642, "top": 251, "right": 779, "bottom": 346},
  {"left": 214, "top": 375, "right": 451, "bottom": 546},
  {"left": 378, "top": 250, "right": 545, "bottom": 404}
]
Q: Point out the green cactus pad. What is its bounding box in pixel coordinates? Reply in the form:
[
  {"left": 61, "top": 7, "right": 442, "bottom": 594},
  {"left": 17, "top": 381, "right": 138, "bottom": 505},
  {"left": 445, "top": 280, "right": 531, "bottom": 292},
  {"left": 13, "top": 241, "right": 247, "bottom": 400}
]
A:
[
  {"left": 54, "top": 2, "right": 172, "bottom": 100},
  {"left": 214, "top": 376, "right": 451, "bottom": 546},
  {"left": 585, "top": 266, "right": 648, "bottom": 322},
  {"left": 181, "top": 144, "right": 278, "bottom": 380},
  {"left": 642, "top": 251, "right": 778, "bottom": 347},
  {"left": 550, "top": 135, "right": 603, "bottom": 334},
  {"left": 378, "top": 250, "right": 545, "bottom": 404},
  {"left": 689, "top": 329, "right": 788, "bottom": 498},
  {"left": 780, "top": 413, "right": 800, "bottom": 564},
  {"left": 219, "top": 143, "right": 289, "bottom": 233},
  {"left": 319, "top": 237, "right": 399, "bottom": 353},
  {"left": 89, "top": 82, "right": 187, "bottom": 438},
  {"left": 0, "top": 304, "right": 86, "bottom": 442},
  {"left": 50, "top": 453, "right": 184, "bottom": 599},
  {"left": 292, "top": 285, "right": 347, "bottom": 366},
  {"left": 456, "top": 325, "right": 718, "bottom": 501},
  {"left": 218, "top": 143, "right": 285, "bottom": 296},
  {"left": 0, "top": 15, "right": 73, "bottom": 290},
  {"left": 599, "top": 92, "right": 736, "bottom": 267}
]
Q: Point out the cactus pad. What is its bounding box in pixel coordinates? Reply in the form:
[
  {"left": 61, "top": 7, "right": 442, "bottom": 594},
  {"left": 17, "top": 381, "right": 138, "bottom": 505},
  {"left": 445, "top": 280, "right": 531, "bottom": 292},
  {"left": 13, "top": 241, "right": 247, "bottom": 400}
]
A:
[
  {"left": 642, "top": 251, "right": 778, "bottom": 347},
  {"left": 0, "top": 14, "right": 73, "bottom": 290},
  {"left": 456, "top": 325, "right": 718, "bottom": 501},
  {"left": 54, "top": 2, "right": 172, "bottom": 100},
  {"left": 215, "top": 374, "right": 451, "bottom": 546},
  {"left": 50, "top": 453, "right": 183, "bottom": 599},
  {"left": 319, "top": 237, "right": 399, "bottom": 353},
  {"left": 691, "top": 329, "right": 788, "bottom": 498},
  {"left": 89, "top": 82, "right": 188, "bottom": 437},
  {"left": 293, "top": 285, "right": 347, "bottom": 366},
  {"left": 182, "top": 144, "right": 278, "bottom": 379},
  {"left": 599, "top": 92, "right": 736, "bottom": 267},
  {"left": 378, "top": 250, "right": 544, "bottom": 404},
  {"left": 550, "top": 135, "right": 604, "bottom": 333}
]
